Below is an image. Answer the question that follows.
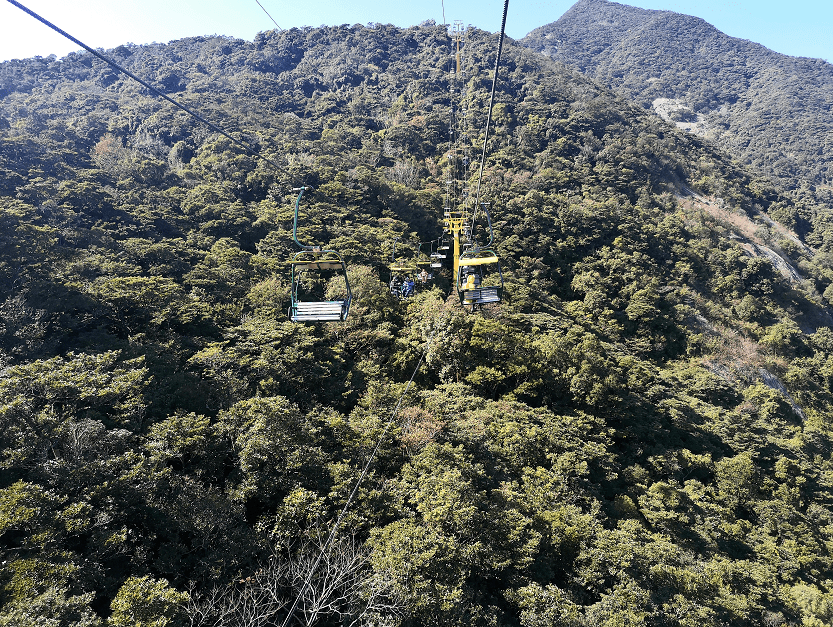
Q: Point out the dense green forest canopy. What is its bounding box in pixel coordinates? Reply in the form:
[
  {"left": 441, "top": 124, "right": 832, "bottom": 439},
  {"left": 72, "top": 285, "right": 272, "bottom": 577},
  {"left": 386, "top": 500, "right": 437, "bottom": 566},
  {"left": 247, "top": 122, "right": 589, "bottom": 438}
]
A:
[
  {"left": 522, "top": 0, "right": 833, "bottom": 209},
  {"left": 3, "top": 18, "right": 833, "bottom": 626}
]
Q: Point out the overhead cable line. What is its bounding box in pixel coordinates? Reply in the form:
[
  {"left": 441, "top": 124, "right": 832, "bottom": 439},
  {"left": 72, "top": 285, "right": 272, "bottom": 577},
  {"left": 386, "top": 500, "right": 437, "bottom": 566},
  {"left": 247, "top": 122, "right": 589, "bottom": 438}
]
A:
[
  {"left": 6, "top": 0, "right": 293, "bottom": 184},
  {"left": 471, "top": 0, "right": 509, "bottom": 229},
  {"left": 254, "top": 0, "right": 282, "bottom": 31},
  {"left": 279, "top": 320, "right": 441, "bottom": 627}
]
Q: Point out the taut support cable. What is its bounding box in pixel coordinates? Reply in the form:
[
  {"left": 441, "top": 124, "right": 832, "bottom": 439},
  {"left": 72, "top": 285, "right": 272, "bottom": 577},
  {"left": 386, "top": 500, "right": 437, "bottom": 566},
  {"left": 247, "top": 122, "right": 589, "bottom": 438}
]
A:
[
  {"left": 471, "top": 0, "right": 509, "bottom": 230},
  {"left": 6, "top": 0, "right": 292, "bottom": 181},
  {"left": 255, "top": 0, "right": 282, "bottom": 31}
]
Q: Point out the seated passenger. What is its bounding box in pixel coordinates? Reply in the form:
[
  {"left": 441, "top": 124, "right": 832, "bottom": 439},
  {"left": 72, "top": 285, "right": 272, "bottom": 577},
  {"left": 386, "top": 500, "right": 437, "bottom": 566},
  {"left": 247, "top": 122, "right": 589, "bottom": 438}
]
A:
[{"left": 390, "top": 275, "right": 402, "bottom": 295}]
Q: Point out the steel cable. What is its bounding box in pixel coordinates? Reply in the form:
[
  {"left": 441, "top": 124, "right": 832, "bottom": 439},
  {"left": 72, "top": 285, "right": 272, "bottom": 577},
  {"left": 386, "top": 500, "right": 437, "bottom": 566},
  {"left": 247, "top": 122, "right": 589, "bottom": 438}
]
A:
[
  {"left": 255, "top": 0, "right": 282, "bottom": 31},
  {"left": 6, "top": 0, "right": 297, "bottom": 185},
  {"left": 471, "top": 0, "right": 510, "bottom": 237}
]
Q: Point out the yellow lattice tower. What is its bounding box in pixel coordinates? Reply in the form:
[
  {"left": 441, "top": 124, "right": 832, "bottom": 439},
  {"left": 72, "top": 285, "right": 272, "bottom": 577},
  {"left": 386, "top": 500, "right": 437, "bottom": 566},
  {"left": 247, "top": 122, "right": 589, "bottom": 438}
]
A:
[{"left": 445, "top": 20, "right": 471, "bottom": 279}]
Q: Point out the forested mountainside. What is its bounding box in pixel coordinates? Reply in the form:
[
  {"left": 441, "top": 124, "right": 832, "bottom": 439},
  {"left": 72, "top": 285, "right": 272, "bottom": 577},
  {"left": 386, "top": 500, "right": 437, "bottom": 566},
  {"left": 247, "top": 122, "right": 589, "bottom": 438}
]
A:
[
  {"left": 4, "top": 20, "right": 833, "bottom": 626},
  {"left": 522, "top": 0, "right": 833, "bottom": 198}
]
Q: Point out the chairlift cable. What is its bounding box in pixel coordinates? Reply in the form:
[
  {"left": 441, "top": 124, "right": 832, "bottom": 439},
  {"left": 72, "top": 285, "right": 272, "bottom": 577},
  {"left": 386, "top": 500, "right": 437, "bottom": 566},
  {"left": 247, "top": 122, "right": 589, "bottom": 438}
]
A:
[
  {"left": 471, "top": 0, "right": 509, "bottom": 232},
  {"left": 6, "top": 0, "right": 298, "bottom": 187},
  {"left": 254, "top": 0, "right": 282, "bottom": 31},
  {"left": 279, "top": 320, "right": 441, "bottom": 627}
]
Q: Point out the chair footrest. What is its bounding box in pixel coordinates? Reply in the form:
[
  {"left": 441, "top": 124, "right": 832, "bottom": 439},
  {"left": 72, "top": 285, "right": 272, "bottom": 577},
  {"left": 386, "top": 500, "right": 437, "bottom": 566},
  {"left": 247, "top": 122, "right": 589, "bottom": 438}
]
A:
[{"left": 293, "top": 314, "right": 343, "bottom": 321}]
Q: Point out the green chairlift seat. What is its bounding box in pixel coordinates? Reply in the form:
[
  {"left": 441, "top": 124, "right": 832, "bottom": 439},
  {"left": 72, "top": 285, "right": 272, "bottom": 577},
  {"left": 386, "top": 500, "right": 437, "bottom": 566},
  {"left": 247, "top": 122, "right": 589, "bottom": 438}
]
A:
[
  {"left": 416, "top": 242, "right": 433, "bottom": 269},
  {"left": 287, "top": 188, "right": 351, "bottom": 322}
]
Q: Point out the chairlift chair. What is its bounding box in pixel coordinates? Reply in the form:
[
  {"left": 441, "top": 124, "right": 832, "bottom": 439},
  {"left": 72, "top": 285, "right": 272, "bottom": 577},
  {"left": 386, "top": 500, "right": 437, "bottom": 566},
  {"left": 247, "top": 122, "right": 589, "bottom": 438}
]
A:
[
  {"left": 430, "top": 239, "right": 446, "bottom": 260},
  {"left": 287, "top": 188, "right": 351, "bottom": 322},
  {"left": 389, "top": 238, "right": 419, "bottom": 299},
  {"left": 455, "top": 203, "right": 503, "bottom": 311},
  {"left": 416, "top": 242, "right": 433, "bottom": 268},
  {"left": 415, "top": 243, "right": 435, "bottom": 284},
  {"left": 456, "top": 248, "right": 503, "bottom": 311}
]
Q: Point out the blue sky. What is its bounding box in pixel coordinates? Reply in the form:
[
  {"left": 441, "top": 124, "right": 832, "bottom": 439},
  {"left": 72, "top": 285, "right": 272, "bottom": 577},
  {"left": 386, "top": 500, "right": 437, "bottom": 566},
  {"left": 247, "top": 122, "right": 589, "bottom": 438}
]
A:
[{"left": 1, "top": 0, "right": 831, "bottom": 63}]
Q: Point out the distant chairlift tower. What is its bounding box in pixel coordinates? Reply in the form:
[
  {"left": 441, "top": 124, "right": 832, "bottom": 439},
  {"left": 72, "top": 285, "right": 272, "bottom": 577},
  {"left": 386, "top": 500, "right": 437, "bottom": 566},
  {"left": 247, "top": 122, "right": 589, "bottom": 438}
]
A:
[
  {"left": 444, "top": 20, "right": 472, "bottom": 282},
  {"left": 444, "top": 11, "right": 507, "bottom": 312}
]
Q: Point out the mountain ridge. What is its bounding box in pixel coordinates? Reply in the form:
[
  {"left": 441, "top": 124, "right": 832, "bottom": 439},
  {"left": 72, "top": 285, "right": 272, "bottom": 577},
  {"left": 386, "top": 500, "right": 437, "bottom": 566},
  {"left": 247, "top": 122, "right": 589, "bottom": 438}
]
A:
[{"left": 522, "top": 0, "right": 833, "bottom": 192}]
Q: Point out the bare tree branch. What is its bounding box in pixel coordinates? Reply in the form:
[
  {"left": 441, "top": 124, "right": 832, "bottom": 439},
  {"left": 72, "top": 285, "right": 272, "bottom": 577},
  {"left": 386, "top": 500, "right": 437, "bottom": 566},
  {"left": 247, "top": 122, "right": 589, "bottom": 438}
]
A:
[{"left": 183, "top": 534, "right": 405, "bottom": 627}]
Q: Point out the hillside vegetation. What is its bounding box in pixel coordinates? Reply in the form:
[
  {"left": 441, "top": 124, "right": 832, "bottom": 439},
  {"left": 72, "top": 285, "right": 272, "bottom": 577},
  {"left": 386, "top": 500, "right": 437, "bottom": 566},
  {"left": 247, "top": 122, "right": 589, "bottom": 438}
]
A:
[
  {"left": 522, "top": 0, "right": 833, "bottom": 199},
  {"left": 3, "top": 21, "right": 833, "bottom": 626}
]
